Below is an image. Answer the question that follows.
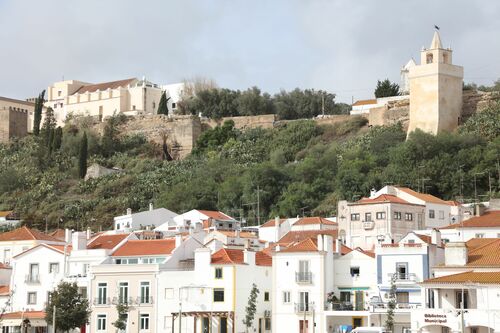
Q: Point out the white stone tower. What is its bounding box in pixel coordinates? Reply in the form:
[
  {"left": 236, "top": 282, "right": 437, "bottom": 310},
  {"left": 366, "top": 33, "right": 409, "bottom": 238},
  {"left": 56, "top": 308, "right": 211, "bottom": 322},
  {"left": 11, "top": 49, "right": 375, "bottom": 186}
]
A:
[
  {"left": 400, "top": 58, "right": 416, "bottom": 95},
  {"left": 407, "top": 31, "right": 464, "bottom": 135}
]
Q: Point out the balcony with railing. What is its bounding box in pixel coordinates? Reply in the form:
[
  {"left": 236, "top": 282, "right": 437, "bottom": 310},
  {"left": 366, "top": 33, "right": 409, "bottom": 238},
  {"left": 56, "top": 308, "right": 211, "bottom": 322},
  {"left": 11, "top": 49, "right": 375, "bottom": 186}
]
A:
[
  {"left": 295, "top": 271, "right": 313, "bottom": 284},
  {"left": 370, "top": 301, "right": 422, "bottom": 313},
  {"left": 25, "top": 274, "right": 40, "bottom": 284},
  {"left": 108, "top": 296, "right": 154, "bottom": 305},
  {"left": 388, "top": 272, "right": 418, "bottom": 283},
  {"left": 93, "top": 297, "right": 111, "bottom": 306},
  {"left": 363, "top": 221, "right": 375, "bottom": 230},
  {"left": 324, "top": 301, "right": 367, "bottom": 311},
  {"left": 294, "top": 302, "right": 314, "bottom": 313}
]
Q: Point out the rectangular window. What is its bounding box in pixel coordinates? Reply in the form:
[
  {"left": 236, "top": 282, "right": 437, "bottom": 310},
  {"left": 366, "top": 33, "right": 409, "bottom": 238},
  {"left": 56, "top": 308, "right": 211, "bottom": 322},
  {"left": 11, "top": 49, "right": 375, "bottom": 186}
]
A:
[
  {"left": 396, "top": 292, "right": 409, "bottom": 304},
  {"left": 340, "top": 291, "right": 351, "bottom": 302},
  {"left": 213, "top": 288, "right": 225, "bottom": 302},
  {"left": 365, "top": 212, "right": 372, "bottom": 221},
  {"left": 456, "top": 291, "right": 469, "bottom": 309},
  {"left": 215, "top": 267, "right": 223, "bottom": 279},
  {"left": 140, "top": 282, "right": 151, "bottom": 304},
  {"left": 394, "top": 212, "right": 402, "bottom": 220},
  {"left": 429, "top": 210, "right": 435, "bottom": 219},
  {"left": 475, "top": 233, "right": 484, "bottom": 238},
  {"left": 439, "top": 211, "right": 444, "bottom": 219},
  {"left": 27, "top": 292, "right": 37, "bottom": 304},
  {"left": 132, "top": 105, "right": 136, "bottom": 111},
  {"left": 171, "top": 102, "right": 176, "bottom": 109},
  {"left": 97, "top": 314, "right": 107, "bottom": 331},
  {"left": 298, "top": 292, "right": 309, "bottom": 311},
  {"left": 3, "top": 249, "right": 11, "bottom": 264},
  {"left": 165, "top": 288, "right": 174, "bottom": 299},
  {"left": 265, "top": 317, "right": 271, "bottom": 330},
  {"left": 283, "top": 291, "right": 291, "bottom": 303},
  {"left": 97, "top": 282, "right": 107, "bottom": 305},
  {"left": 49, "top": 263, "right": 59, "bottom": 274},
  {"left": 396, "top": 262, "right": 408, "bottom": 280},
  {"left": 119, "top": 282, "right": 129, "bottom": 303},
  {"left": 29, "top": 263, "right": 39, "bottom": 282},
  {"left": 376, "top": 212, "right": 386, "bottom": 219},
  {"left": 405, "top": 213, "right": 413, "bottom": 221},
  {"left": 351, "top": 213, "right": 360, "bottom": 221},
  {"left": 350, "top": 266, "right": 360, "bottom": 277},
  {"left": 264, "top": 292, "right": 270, "bottom": 302},
  {"left": 140, "top": 313, "right": 150, "bottom": 330}
]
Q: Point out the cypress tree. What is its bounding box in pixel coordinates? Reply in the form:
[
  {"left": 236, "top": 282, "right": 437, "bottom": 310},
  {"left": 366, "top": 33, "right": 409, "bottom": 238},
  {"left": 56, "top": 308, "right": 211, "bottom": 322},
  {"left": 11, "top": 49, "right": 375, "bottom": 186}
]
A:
[
  {"left": 41, "top": 107, "right": 56, "bottom": 146},
  {"left": 33, "top": 90, "right": 45, "bottom": 135},
  {"left": 79, "top": 132, "right": 88, "bottom": 179},
  {"left": 52, "top": 127, "right": 63, "bottom": 151},
  {"left": 157, "top": 91, "right": 170, "bottom": 115}
]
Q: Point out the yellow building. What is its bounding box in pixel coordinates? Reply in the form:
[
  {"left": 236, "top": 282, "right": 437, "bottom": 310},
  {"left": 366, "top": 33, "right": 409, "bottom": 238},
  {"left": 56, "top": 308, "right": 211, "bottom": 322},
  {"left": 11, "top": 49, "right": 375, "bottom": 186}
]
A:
[
  {"left": 407, "top": 31, "right": 464, "bottom": 135},
  {"left": 46, "top": 77, "right": 164, "bottom": 125}
]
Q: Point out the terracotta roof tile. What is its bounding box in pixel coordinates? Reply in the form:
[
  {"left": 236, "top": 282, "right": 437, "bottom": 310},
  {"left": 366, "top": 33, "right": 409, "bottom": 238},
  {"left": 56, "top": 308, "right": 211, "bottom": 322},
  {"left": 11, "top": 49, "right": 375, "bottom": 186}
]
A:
[
  {"left": 0, "top": 226, "right": 62, "bottom": 242},
  {"left": 415, "top": 234, "right": 432, "bottom": 244},
  {"left": 0, "top": 285, "right": 9, "bottom": 295},
  {"left": 423, "top": 271, "right": 500, "bottom": 284},
  {"left": 112, "top": 239, "right": 176, "bottom": 257},
  {"left": 211, "top": 248, "right": 271, "bottom": 266},
  {"left": 87, "top": 233, "right": 129, "bottom": 250},
  {"left": 356, "top": 194, "right": 412, "bottom": 205},
  {"left": 278, "top": 229, "right": 338, "bottom": 246},
  {"left": 280, "top": 238, "right": 318, "bottom": 252},
  {"left": 217, "top": 230, "right": 257, "bottom": 239},
  {"left": 74, "top": 78, "right": 136, "bottom": 94},
  {"left": 465, "top": 238, "right": 500, "bottom": 267},
  {"left": 0, "top": 211, "right": 13, "bottom": 218},
  {"left": 49, "top": 229, "right": 66, "bottom": 241},
  {"left": 352, "top": 99, "right": 377, "bottom": 106},
  {"left": 396, "top": 187, "right": 451, "bottom": 205},
  {"left": 198, "top": 210, "right": 234, "bottom": 220},
  {"left": 260, "top": 218, "right": 286, "bottom": 228},
  {"left": 293, "top": 217, "right": 337, "bottom": 226},
  {"left": 441, "top": 211, "right": 500, "bottom": 229}
]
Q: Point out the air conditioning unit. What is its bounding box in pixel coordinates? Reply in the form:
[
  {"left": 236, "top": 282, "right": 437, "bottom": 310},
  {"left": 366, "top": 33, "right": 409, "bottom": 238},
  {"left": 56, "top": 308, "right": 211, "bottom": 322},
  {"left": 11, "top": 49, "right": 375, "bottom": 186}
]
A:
[{"left": 264, "top": 310, "right": 271, "bottom": 317}]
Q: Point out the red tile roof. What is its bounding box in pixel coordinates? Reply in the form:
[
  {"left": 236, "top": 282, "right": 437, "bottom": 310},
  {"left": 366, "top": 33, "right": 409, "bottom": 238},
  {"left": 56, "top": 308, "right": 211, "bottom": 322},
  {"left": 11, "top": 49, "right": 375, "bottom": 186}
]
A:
[
  {"left": 441, "top": 211, "right": 500, "bottom": 229},
  {"left": 422, "top": 271, "right": 500, "bottom": 285},
  {"left": 464, "top": 238, "right": 500, "bottom": 267},
  {"left": 354, "top": 247, "right": 376, "bottom": 258},
  {"left": 74, "top": 78, "right": 136, "bottom": 94},
  {"left": 278, "top": 229, "right": 338, "bottom": 246},
  {"left": 0, "top": 226, "right": 62, "bottom": 242},
  {"left": 112, "top": 239, "right": 176, "bottom": 257},
  {"left": 217, "top": 230, "right": 257, "bottom": 239},
  {"left": 0, "top": 285, "right": 9, "bottom": 295},
  {"left": 49, "top": 229, "right": 66, "bottom": 241},
  {"left": 0, "top": 263, "right": 11, "bottom": 269},
  {"left": 1, "top": 311, "right": 45, "bottom": 319},
  {"left": 0, "top": 211, "right": 13, "bottom": 218},
  {"left": 198, "top": 210, "right": 234, "bottom": 220},
  {"left": 396, "top": 187, "right": 451, "bottom": 205},
  {"left": 293, "top": 217, "right": 337, "bottom": 226},
  {"left": 352, "top": 99, "right": 377, "bottom": 106},
  {"left": 280, "top": 238, "right": 319, "bottom": 252},
  {"left": 415, "top": 234, "right": 432, "bottom": 244},
  {"left": 87, "top": 233, "right": 129, "bottom": 250},
  {"left": 356, "top": 194, "right": 412, "bottom": 205},
  {"left": 260, "top": 218, "right": 287, "bottom": 228},
  {"left": 211, "top": 248, "right": 271, "bottom": 266}
]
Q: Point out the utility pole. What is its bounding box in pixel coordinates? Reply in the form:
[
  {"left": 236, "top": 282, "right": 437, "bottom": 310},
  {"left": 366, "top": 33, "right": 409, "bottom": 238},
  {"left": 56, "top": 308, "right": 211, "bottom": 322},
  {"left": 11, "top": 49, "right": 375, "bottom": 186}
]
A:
[
  {"left": 256, "top": 185, "right": 261, "bottom": 226},
  {"left": 52, "top": 305, "right": 56, "bottom": 333}
]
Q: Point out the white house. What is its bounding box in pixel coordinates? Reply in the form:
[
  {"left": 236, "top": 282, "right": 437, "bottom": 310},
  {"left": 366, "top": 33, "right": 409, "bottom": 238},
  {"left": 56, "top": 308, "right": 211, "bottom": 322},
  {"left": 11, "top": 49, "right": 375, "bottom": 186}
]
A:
[
  {"left": 438, "top": 210, "right": 500, "bottom": 242},
  {"left": 170, "top": 210, "right": 239, "bottom": 232},
  {"left": 411, "top": 238, "right": 500, "bottom": 333},
  {"left": 114, "top": 205, "right": 178, "bottom": 232},
  {"left": 258, "top": 217, "right": 298, "bottom": 243}
]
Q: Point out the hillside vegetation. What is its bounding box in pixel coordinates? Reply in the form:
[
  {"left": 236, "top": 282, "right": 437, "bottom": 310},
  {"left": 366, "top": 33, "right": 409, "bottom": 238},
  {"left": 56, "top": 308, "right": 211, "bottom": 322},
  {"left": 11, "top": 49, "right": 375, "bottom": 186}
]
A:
[{"left": 0, "top": 103, "right": 499, "bottom": 231}]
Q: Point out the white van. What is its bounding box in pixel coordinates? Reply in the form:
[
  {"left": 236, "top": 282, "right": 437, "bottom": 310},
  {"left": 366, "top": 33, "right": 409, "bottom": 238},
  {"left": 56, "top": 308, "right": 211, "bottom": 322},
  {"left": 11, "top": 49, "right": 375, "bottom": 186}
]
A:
[{"left": 351, "top": 327, "right": 389, "bottom": 333}]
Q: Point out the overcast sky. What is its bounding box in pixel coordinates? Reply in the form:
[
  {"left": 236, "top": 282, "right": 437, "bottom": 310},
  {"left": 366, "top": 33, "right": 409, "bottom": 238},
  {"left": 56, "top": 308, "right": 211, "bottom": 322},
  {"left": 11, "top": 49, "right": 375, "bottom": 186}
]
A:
[{"left": 1, "top": 0, "right": 499, "bottom": 103}]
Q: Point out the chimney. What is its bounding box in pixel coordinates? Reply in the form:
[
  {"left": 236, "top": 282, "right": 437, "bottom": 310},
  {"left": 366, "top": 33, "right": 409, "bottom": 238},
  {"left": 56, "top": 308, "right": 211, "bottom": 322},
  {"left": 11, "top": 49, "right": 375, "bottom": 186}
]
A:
[
  {"left": 64, "top": 229, "right": 72, "bottom": 244},
  {"left": 149, "top": 203, "right": 154, "bottom": 211},
  {"left": 194, "top": 248, "right": 211, "bottom": 273},
  {"left": 445, "top": 242, "right": 468, "bottom": 266},
  {"left": 334, "top": 239, "right": 341, "bottom": 254},
  {"left": 370, "top": 188, "right": 377, "bottom": 199},
  {"left": 175, "top": 234, "right": 182, "bottom": 248},
  {"left": 235, "top": 229, "right": 241, "bottom": 240},
  {"left": 274, "top": 216, "right": 281, "bottom": 242},
  {"left": 72, "top": 232, "right": 87, "bottom": 251},
  {"left": 323, "top": 235, "right": 333, "bottom": 253},
  {"left": 317, "top": 235, "right": 324, "bottom": 251},
  {"left": 126, "top": 208, "right": 132, "bottom": 215},
  {"left": 243, "top": 249, "right": 256, "bottom": 265},
  {"left": 275, "top": 245, "right": 281, "bottom": 252},
  {"left": 475, "top": 204, "right": 485, "bottom": 217},
  {"left": 86, "top": 228, "right": 92, "bottom": 240},
  {"left": 431, "top": 229, "right": 441, "bottom": 245},
  {"left": 244, "top": 238, "right": 251, "bottom": 249}
]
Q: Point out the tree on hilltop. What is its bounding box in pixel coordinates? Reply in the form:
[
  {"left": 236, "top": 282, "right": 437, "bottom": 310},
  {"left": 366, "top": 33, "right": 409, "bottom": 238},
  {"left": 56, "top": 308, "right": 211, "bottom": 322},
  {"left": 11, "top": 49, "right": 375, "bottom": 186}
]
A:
[
  {"left": 374, "top": 79, "right": 400, "bottom": 98},
  {"left": 33, "top": 90, "right": 45, "bottom": 136},
  {"left": 157, "top": 91, "right": 170, "bottom": 115}
]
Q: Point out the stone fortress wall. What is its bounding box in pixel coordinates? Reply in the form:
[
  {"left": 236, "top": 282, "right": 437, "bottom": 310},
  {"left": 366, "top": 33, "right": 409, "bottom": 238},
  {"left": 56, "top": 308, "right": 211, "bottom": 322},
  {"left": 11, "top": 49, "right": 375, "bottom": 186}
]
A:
[{"left": 103, "top": 90, "right": 498, "bottom": 159}]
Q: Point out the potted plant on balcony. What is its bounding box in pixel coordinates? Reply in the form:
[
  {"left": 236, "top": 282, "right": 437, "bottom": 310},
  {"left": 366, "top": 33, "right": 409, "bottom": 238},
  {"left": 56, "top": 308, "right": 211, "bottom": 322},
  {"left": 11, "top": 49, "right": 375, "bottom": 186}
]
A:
[{"left": 326, "top": 292, "right": 338, "bottom": 310}]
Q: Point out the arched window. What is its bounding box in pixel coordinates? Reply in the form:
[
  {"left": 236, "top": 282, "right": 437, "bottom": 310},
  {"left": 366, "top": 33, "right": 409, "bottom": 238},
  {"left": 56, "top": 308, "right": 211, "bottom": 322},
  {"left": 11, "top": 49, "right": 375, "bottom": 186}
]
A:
[
  {"left": 426, "top": 53, "right": 434, "bottom": 64},
  {"left": 443, "top": 53, "right": 449, "bottom": 64}
]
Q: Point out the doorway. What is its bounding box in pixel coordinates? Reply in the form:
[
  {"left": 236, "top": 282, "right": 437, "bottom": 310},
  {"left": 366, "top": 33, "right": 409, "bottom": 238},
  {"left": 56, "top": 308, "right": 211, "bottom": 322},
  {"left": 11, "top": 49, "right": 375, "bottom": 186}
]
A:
[
  {"left": 352, "top": 317, "right": 363, "bottom": 328},
  {"left": 299, "top": 320, "right": 309, "bottom": 333}
]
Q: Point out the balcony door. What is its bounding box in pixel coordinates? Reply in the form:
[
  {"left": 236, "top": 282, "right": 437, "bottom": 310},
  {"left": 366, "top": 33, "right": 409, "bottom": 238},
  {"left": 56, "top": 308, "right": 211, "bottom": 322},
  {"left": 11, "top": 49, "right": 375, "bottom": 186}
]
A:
[
  {"left": 299, "top": 292, "right": 309, "bottom": 311},
  {"left": 354, "top": 291, "right": 364, "bottom": 310},
  {"left": 395, "top": 262, "right": 408, "bottom": 280},
  {"left": 455, "top": 291, "right": 469, "bottom": 309},
  {"left": 29, "top": 263, "right": 39, "bottom": 281}
]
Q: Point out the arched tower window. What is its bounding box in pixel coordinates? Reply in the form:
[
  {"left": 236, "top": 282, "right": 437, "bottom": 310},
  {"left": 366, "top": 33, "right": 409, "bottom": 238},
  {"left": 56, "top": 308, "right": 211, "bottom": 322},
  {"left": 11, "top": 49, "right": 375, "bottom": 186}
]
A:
[
  {"left": 443, "top": 53, "right": 449, "bottom": 64},
  {"left": 426, "top": 53, "right": 434, "bottom": 64}
]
